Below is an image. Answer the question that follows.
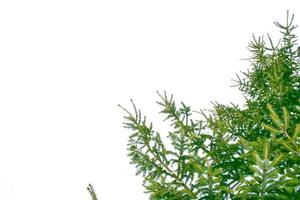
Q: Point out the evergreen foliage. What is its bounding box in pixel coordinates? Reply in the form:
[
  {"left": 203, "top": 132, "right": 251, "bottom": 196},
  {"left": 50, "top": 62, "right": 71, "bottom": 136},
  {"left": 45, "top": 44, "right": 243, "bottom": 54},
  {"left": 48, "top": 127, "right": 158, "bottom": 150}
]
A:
[
  {"left": 120, "top": 12, "right": 300, "bottom": 199},
  {"left": 87, "top": 184, "right": 98, "bottom": 200}
]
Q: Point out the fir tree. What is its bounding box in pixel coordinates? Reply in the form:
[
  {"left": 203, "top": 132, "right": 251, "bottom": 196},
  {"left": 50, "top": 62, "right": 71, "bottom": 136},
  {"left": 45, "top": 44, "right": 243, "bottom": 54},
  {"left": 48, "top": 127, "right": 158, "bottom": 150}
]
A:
[{"left": 120, "top": 11, "right": 300, "bottom": 200}]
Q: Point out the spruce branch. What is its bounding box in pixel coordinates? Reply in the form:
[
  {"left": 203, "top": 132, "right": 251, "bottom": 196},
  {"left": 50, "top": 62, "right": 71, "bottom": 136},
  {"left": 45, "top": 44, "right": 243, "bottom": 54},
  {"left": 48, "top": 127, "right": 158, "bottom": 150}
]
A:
[
  {"left": 87, "top": 184, "right": 98, "bottom": 200},
  {"left": 120, "top": 11, "right": 300, "bottom": 199},
  {"left": 119, "top": 100, "right": 196, "bottom": 199}
]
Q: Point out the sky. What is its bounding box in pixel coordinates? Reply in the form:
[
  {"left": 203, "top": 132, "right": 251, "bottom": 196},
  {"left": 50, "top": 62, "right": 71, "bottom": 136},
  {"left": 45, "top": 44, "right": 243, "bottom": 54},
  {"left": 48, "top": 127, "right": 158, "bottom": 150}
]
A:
[{"left": 0, "top": 1, "right": 300, "bottom": 200}]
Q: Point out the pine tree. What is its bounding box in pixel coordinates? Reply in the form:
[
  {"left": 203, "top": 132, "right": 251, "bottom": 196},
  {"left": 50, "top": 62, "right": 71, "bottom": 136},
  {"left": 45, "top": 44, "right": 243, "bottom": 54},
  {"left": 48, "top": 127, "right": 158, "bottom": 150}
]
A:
[{"left": 120, "top": 11, "right": 300, "bottom": 199}]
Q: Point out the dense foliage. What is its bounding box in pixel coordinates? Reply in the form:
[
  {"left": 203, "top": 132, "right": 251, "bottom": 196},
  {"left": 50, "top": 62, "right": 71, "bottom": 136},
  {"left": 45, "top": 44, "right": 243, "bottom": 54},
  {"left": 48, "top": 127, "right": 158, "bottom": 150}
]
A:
[{"left": 120, "top": 12, "right": 300, "bottom": 200}]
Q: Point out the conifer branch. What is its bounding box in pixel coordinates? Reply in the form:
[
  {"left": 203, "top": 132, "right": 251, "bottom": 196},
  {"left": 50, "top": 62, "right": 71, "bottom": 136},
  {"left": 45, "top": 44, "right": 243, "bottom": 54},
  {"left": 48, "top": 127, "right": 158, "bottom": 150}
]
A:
[
  {"left": 87, "top": 184, "right": 98, "bottom": 200},
  {"left": 120, "top": 11, "right": 300, "bottom": 199}
]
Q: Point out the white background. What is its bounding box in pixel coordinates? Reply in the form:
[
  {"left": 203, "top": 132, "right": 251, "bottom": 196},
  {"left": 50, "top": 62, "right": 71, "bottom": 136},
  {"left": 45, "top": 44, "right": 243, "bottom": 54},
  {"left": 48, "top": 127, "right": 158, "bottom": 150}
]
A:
[{"left": 0, "top": 1, "right": 299, "bottom": 199}]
